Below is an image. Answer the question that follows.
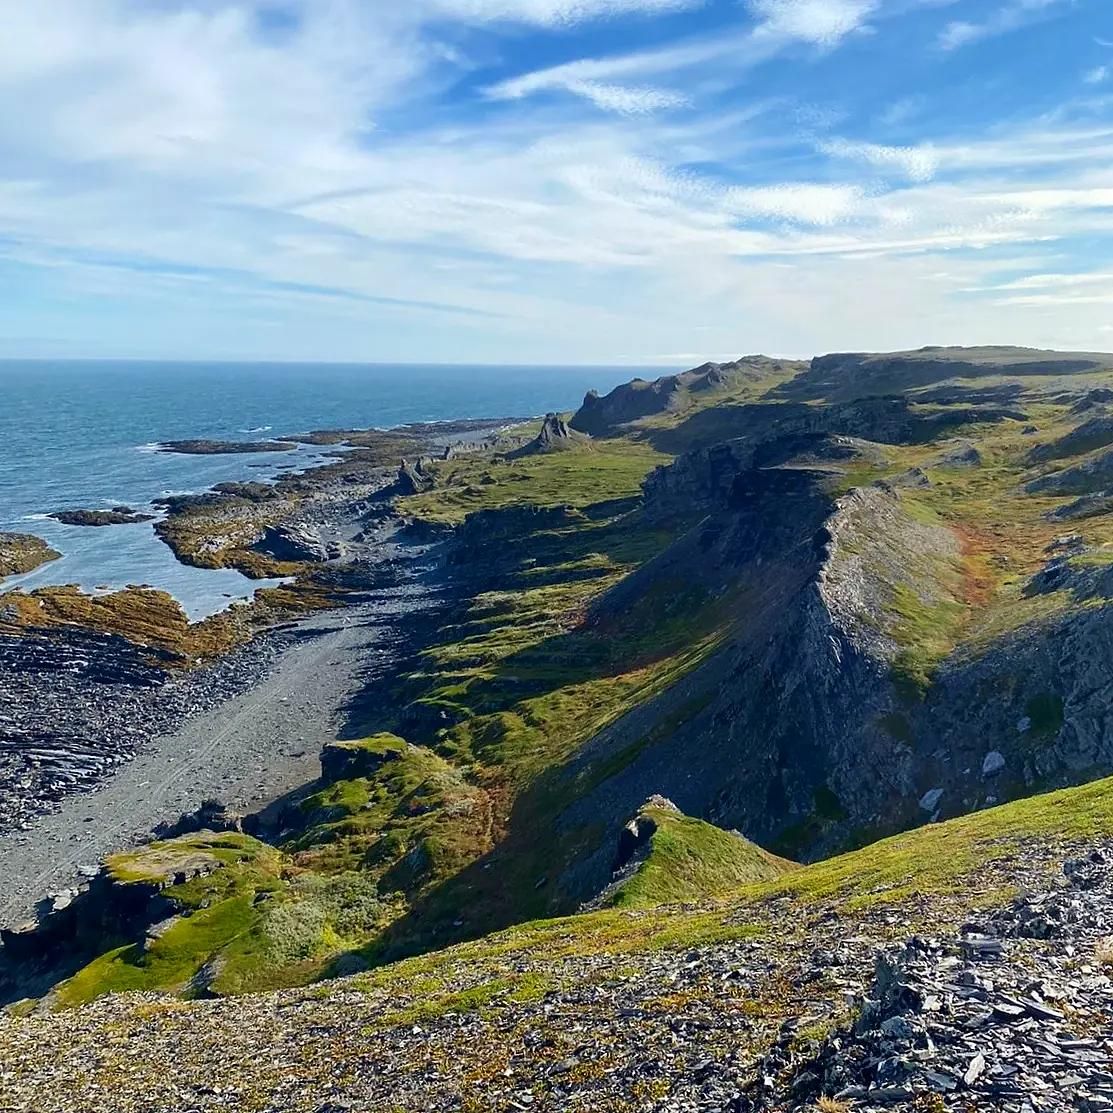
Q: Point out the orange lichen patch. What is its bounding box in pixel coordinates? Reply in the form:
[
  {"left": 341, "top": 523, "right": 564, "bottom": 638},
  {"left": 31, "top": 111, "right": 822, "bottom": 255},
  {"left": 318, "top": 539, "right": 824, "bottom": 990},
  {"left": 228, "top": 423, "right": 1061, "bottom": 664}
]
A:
[
  {"left": 953, "top": 525, "right": 998, "bottom": 609},
  {"left": 0, "top": 577, "right": 337, "bottom": 664}
]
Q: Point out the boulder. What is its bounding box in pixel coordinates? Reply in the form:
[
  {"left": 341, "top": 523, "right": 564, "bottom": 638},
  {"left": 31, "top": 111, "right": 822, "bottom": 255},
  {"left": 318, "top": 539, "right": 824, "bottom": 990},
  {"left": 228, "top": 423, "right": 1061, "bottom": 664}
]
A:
[{"left": 253, "top": 523, "right": 337, "bottom": 563}]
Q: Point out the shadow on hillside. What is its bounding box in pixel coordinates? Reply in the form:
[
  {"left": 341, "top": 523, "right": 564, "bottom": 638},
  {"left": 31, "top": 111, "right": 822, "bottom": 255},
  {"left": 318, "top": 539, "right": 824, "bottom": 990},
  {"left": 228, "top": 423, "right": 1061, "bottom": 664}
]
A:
[{"left": 641, "top": 402, "right": 809, "bottom": 455}]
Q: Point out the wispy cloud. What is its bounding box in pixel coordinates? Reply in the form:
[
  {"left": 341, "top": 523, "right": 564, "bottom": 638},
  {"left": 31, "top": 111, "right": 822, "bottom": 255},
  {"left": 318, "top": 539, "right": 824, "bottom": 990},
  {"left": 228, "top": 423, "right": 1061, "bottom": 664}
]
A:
[
  {"left": 819, "top": 138, "right": 940, "bottom": 181},
  {"left": 938, "top": 0, "right": 1071, "bottom": 51},
  {"left": 430, "top": 0, "right": 703, "bottom": 24},
  {"left": 1085, "top": 65, "right": 1110, "bottom": 84}
]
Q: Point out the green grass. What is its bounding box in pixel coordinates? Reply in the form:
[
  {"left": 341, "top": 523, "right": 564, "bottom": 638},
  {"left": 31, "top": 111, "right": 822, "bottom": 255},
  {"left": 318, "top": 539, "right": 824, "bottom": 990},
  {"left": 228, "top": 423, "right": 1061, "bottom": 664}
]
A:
[
  {"left": 610, "top": 807, "right": 797, "bottom": 907},
  {"left": 356, "top": 772, "right": 1113, "bottom": 994},
  {"left": 888, "top": 582, "right": 968, "bottom": 700},
  {"left": 398, "top": 439, "right": 670, "bottom": 524}
]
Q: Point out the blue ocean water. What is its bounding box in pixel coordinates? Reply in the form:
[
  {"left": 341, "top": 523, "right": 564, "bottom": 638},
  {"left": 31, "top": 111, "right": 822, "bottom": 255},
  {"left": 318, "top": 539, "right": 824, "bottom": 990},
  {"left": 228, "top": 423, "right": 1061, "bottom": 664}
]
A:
[{"left": 0, "top": 361, "right": 644, "bottom": 619}]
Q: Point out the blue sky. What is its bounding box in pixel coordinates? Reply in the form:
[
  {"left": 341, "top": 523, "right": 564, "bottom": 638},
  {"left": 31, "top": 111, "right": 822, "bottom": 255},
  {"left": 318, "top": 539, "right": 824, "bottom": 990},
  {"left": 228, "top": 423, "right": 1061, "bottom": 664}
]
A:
[{"left": 0, "top": 0, "right": 1110, "bottom": 364}]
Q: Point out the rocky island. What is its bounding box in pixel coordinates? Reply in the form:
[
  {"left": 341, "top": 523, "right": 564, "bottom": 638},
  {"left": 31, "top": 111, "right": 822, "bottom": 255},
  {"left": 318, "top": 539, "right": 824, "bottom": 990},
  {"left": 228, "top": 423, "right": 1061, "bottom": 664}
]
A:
[
  {"left": 48, "top": 507, "right": 155, "bottom": 527},
  {"left": 5, "top": 347, "right": 1113, "bottom": 1113}
]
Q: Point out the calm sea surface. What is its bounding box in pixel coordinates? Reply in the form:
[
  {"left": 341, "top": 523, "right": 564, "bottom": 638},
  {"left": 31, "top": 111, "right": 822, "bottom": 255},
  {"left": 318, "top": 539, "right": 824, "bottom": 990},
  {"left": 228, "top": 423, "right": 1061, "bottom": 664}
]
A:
[{"left": 0, "top": 361, "right": 644, "bottom": 619}]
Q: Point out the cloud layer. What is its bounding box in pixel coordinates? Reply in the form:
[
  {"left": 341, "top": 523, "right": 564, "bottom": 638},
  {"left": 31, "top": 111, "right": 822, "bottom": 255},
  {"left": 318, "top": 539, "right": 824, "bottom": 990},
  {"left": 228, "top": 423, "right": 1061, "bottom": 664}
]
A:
[{"left": 0, "top": 0, "right": 1110, "bottom": 362}]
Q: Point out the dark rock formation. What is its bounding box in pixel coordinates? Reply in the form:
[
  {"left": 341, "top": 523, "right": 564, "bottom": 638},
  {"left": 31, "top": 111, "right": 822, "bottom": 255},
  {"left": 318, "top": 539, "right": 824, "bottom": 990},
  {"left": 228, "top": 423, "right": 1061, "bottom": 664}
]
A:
[
  {"left": 253, "top": 523, "right": 339, "bottom": 563},
  {"left": 779, "top": 345, "right": 1113, "bottom": 403},
  {"left": 641, "top": 397, "right": 1018, "bottom": 522},
  {"left": 937, "top": 440, "right": 981, "bottom": 468},
  {"left": 1026, "top": 446, "right": 1113, "bottom": 495},
  {"left": 509, "top": 413, "right": 590, "bottom": 457},
  {"left": 49, "top": 507, "right": 155, "bottom": 527},
  {"left": 153, "top": 799, "right": 244, "bottom": 840},
  {"left": 320, "top": 736, "right": 407, "bottom": 782},
  {"left": 1028, "top": 415, "right": 1113, "bottom": 463},
  {"left": 396, "top": 457, "right": 436, "bottom": 495},
  {"left": 1047, "top": 492, "right": 1113, "bottom": 521},
  {"left": 158, "top": 440, "right": 295, "bottom": 455}
]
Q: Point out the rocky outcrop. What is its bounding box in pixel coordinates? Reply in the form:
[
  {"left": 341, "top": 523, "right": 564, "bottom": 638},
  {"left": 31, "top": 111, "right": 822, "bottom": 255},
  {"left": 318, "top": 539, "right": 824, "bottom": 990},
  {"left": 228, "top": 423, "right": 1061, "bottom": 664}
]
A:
[
  {"left": 551, "top": 462, "right": 966, "bottom": 907},
  {"left": 1028, "top": 415, "right": 1113, "bottom": 463},
  {"left": 0, "top": 534, "right": 59, "bottom": 579},
  {"left": 319, "top": 735, "right": 409, "bottom": 782},
  {"left": 641, "top": 396, "right": 1017, "bottom": 521},
  {"left": 1026, "top": 446, "right": 1113, "bottom": 495},
  {"left": 509, "top": 413, "right": 590, "bottom": 457},
  {"left": 937, "top": 440, "right": 981, "bottom": 468},
  {"left": 1047, "top": 492, "right": 1113, "bottom": 521},
  {"left": 779, "top": 346, "right": 1113, "bottom": 403},
  {"left": 747, "top": 848, "right": 1113, "bottom": 1112},
  {"left": 253, "top": 523, "right": 340, "bottom": 563},
  {"left": 396, "top": 457, "right": 436, "bottom": 495},
  {"left": 152, "top": 799, "right": 244, "bottom": 840},
  {"left": 570, "top": 357, "right": 797, "bottom": 435}
]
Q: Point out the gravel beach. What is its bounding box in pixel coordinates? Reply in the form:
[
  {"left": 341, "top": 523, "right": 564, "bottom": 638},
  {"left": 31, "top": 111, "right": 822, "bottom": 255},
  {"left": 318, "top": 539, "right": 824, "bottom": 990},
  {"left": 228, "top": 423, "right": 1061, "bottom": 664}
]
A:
[{"left": 0, "top": 545, "right": 445, "bottom": 930}]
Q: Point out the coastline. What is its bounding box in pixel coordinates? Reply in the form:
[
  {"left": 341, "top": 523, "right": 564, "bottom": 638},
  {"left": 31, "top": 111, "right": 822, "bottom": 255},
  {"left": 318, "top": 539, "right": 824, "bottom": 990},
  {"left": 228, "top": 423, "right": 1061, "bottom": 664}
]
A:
[{"left": 0, "top": 416, "right": 512, "bottom": 924}]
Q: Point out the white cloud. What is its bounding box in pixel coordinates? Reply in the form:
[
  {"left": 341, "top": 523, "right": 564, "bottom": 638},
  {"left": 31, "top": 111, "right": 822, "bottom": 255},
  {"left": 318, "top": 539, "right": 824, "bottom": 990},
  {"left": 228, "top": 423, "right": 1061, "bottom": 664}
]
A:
[
  {"left": 938, "top": 0, "right": 1069, "bottom": 51},
  {"left": 820, "top": 138, "right": 940, "bottom": 181},
  {"left": 563, "top": 81, "right": 689, "bottom": 113},
  {"left": 748, "top": 0, "right": 878, "bottom": 46},
  {"left": 0, "top": 0, "right": 1112, "bottom": 362},
  {"left": 1085, "top": 65, "right": 1110, "bottom": 85},
  {"left": 429, "top": 0, "right": 702, "bottom": 24},
  {"left": 724, "top": 183, "right": 868, "bottom": 225}
]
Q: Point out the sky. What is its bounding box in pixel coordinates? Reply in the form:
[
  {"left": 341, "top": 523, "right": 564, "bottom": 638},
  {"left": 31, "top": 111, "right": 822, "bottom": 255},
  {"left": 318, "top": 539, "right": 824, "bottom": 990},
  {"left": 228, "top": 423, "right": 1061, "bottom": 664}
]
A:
[{"left": 0, "top": 0, "right": 1111, "bottom": 365}]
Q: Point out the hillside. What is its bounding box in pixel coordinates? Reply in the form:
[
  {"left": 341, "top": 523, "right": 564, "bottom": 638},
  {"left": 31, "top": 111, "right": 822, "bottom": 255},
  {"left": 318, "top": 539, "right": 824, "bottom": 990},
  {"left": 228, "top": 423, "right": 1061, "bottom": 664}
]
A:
[
  {"left": 3, "top": 776, "right": 1113, "bottom": 1110},
  {"left": 4, "top": 345, "right": 1113, "bottom": 1110}
]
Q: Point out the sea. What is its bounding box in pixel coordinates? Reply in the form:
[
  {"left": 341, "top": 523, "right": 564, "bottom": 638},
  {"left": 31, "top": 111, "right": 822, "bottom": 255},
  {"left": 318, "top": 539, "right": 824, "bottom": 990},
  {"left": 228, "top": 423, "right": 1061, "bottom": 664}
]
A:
[{"left": 0, "top": 361, "right": 645, "bottom": 620}]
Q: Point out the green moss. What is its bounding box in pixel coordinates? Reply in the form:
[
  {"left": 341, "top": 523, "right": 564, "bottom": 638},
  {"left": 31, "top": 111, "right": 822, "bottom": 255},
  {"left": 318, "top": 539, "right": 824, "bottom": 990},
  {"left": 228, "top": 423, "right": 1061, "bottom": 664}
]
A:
[
  {"left": 888, "top": 583, "right": 967, "bottom": 700},
  {"left": 56, "top": 895, "right": 261, "bottom": 1007},
  {"left": 879, "top": 713, "right": 913, "bottom": 743}
]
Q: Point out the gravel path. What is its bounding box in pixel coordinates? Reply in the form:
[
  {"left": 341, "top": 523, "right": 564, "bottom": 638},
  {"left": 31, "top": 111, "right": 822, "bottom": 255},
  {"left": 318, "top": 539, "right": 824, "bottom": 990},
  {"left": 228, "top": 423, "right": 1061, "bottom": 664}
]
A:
[{"left": 0, "top": 575, "right": 438, "bottom": 929}]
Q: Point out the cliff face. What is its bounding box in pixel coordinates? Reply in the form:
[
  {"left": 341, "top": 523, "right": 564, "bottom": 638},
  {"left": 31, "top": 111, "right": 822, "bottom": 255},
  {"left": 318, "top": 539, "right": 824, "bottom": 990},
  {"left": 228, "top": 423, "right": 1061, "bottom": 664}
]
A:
[{"left": 549, "top": 467, "right": 962, "bottom": 905}]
